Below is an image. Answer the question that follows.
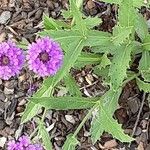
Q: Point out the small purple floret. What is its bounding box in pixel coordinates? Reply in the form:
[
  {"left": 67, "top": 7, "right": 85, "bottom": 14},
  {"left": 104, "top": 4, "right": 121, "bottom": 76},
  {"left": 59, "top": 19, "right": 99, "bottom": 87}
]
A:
[
  {"left": 27, "top": 37, "right": 63, "bottom": 77},
  {"left": 7, "top": 140, "right": 16, "bottom": 150},
  {"left": 0, "top": 41, "right": 24, "bottom": 80},
  {"left": 18, "top": 135, "right": 30, "bottom": 147},
  {"left": 7, "top": 135, "right": 43, "bottom": 150}
]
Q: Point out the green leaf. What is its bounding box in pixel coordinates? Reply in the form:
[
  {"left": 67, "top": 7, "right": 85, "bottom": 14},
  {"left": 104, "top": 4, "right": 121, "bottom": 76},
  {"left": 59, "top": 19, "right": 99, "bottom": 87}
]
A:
[
  {"left": 99, "top": 0, "right": 148, "bottom": 7},
  {"left": 118, "top": 0, "right": 136, "bottom": 27},
  {"left": 98, "top": 0, "right": 122, "bottom": 4},
  {"left": 98, "top": 53, "right": 111, "bottom": 69},
  {"left": 139, "top": 51, "right": 150, "bottom": 82},
  {"left": 91, "top": 104, "right": 134, "bottom": 144},
  {"left": 91, "top": 44, "right": 116, "bottom": 54},
  {"left": 85, "top": 30, "right": 112, "bottom": 47},
  {"left": 39, "top": 30, "right": 83, "bottom": 45},
  {"left": 109, "top": 44, "right": 133, "bottom": 90},
  {"left": 39, "top": 123, "right": 53, "bottom": 150},
  {"left": 64, "top": 74, "right": 82, "bottom": 97},
  {"left": 102, "top": 88, "right": 122, "bottom": 114},
  {"left": 132, "top": 0, "right": 149, "bottom": 7},
  {"left": 112, "top": 26, "right": 133, "bottom": 45},
  {"left": 84, "top": 16, "right": 102, "bottom": 29},
  {"left": 135, "top": 13, "right": 148, "bottom": 41},
  {"left": 43, "top": 14, "right": 60, "bottom": 30},
  {"left": 136, "top": 77, "right": 150, "bottom": 92},
  {"left": 74, "top": 52, "right": 102, "bottom": 67},
  {"left": 69, "top": 0, "right": 87, "bottom": 34},
  {"left": 143, "top": 34, "right": 150, "bottom": 51},
  {"left": 62, "top": 134, "right": 79, "bottom": 150},
  {"left": 43, "top": 14, "right": 70, "bottom": 30},
  {"left": 21, "top": 102, "right": 41, "bottom": 124},
  {"left": 29, "top": 96, "right": 98, "bottom": 110}
]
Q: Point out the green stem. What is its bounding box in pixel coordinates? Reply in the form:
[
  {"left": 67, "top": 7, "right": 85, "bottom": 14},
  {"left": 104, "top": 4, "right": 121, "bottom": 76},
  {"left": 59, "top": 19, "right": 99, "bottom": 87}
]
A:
[
  {"left": 73, "top": 103, "right": 99, "bottom": 137},
  {"left": 122, "top": 72, "right": 140, "bottom": 87}
]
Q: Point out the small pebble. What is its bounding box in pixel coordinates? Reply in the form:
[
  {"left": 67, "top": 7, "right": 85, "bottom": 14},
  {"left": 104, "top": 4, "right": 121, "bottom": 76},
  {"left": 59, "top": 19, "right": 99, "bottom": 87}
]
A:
[
  {"left": 65, "top": 115, "right": 75, "bottom": 124},
  {"left": 0, "top": 137, "right": 7, "bottom": 148},
  {"left": 0, "top": 92, "right": 6, "bottom": 101},
  {"left": 4, "top": 87, "right": 14, "bottom": 95},
  {"left": 0, "top": 120, "right": 5, "bottom": 130},
  {"left": 0, "top": 11, "right": 11, "bottom": 24}
]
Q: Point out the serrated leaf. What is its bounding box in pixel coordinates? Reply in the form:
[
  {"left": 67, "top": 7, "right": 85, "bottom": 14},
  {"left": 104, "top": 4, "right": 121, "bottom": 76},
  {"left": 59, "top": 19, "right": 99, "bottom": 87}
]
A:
[
  {"left": 91, "top": 44, "right": 116, "bottom": 54},
  {"left": 74, "top": 52, "right": 102, "bottom": 68},
  {"left": 84, "top": 16, "right": 102, "bottom": 29},
  {"left": 29, "top": 96, "right": 98, "bottom": 110},
  {"left": 43, "top": 14, "right": 70, "bottom": 30},
  {"left": 99, "top": 0, "right": 148, "bottom": 7},
  {"left": 39, "top": 30, "right": 83, "bottom": 45},
  {"left": 118, "top": 0, "right": 136, "bottom": 27},
  {"left": 139, "top": 51, "right": 150, "bottom": 82},
  {"left": 21, "top": 86, "right": 52, "bottom": 124},
  {"left": 70, "top": 0, "right": 87, "bottom": 34},
  {"left": 112, "top": 26, "right": 133, "bottom": 45},
  {"left": 94, "top": 65, "right": 110, "bottom": 83},
  {"left": 39, "top": 123, "right": 53, "bottom": 150},
  {"left": 136, "top": 78, "right": 150, "bottom": 92},
  {"left": 143, "top": 34, "right": 150, "bottom": 51},
  {"left": 43, "top": 14, "right": 60, "bottom": 30},
  {"left": 109, "top": 44, "right": 133, "bottom": 90},
  {"left": 132, "top": 0, "right": 148, "bottom": 7},
  {"left": 135, "top": 13, "right": 148, "bottom": 41},
  {"left": 21, "top": 102, "right": 41, "bottom": 124},
  {"left": 102, "top": 88, "right": 122, "bottom": 114},
  {"left": 91, "top": 102, "right": 134, "bottom": 144},
  {"left": 62, "top": 134, "right": 79, "bottom": 150},
  {"left": 98, "top": 0, "right": 122, "bottom": 4},
  {"left": 64, "top": 74, "right": 82, "bottom": 97},
  {"left": 98, "top": 53, "right": 111, "bottom": 69},
  {"left": 85, "top": 30, "right": 112, "bottom": 47}
]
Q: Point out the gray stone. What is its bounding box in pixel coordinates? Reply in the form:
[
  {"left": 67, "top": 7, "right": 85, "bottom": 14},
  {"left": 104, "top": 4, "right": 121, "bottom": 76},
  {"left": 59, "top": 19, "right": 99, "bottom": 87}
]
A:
[
  {"left": 4, "top": 87, "right": 14, "bottom": 95},
  {"left": 0, "top": 11, "right": 11, "bottom": 24},
  {"left": 0, "top": 92, "right": 5, "bottom": 101}
]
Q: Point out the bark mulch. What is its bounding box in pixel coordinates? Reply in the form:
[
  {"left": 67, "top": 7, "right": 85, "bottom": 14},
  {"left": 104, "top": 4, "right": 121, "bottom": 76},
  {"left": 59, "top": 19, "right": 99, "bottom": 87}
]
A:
[{"left": 0, "top": 0, "right": 150, "bottom": 149}]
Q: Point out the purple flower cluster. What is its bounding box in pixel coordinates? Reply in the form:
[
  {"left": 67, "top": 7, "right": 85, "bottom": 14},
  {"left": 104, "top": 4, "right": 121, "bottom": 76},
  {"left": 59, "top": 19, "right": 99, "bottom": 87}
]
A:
[
  {"left": 27, "top": 37, "right": 63, "bottom": 77},
  {"left": 7, "top": 135, "right": 43, "bottom": 150},
  {"left": 0, "top": 37, "right": 63, "bottom": 80},
  {"left": 0, "top": 41, "right": 24, "bottom": 80}
]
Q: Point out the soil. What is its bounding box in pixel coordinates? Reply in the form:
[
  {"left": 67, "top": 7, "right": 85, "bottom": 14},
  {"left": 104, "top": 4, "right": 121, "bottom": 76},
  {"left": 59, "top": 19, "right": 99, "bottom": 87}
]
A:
[{"left": 0, "top": 0, "right": 150, "bottom": 150}]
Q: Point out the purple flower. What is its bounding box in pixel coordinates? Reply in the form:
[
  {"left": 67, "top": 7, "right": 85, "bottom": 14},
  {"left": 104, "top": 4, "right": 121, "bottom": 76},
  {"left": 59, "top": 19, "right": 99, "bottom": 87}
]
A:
[
  {"left": 0, "top": 41, "right": 24, "bottom": 80},
  {"left": 27, "top": 37, "right": 63, "bottom": 77},
  {"left": 26, "top": 144, "right": 36, "bottom": 150},
  {"left": 15, "top": 142, "right": 24, "bottom": 150},
  {"left": 7, "top": 140, "right": 16, "bottom": 150},
  {"left": 7, "top": 135, "right": 44, "bottom": 150},
  {"left": 34, "top": 144, "right": 43, "bottom": 150},
  {"left": 18, "top": 135, "right": 30, "bottom": 147}
]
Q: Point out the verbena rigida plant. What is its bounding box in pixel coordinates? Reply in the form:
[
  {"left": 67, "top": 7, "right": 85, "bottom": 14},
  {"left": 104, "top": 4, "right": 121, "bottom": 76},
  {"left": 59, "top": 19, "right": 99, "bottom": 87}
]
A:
[{"left": 11, "top": 0, "right": 150, "bottom": 149}]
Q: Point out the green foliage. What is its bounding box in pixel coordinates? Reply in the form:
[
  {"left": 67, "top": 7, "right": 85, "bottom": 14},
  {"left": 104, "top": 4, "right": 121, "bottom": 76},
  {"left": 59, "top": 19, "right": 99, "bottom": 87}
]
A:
[
  {"left": 109, "top": 44, "right": 134, "bottom": 90},
  {"left": 112, "top": 26, "right": 133, "bottom": 45},
  {"left": 64, "top": 74, "right": 82, "bottom": 97},
  {"left": 139, "top": 51, "right": 150, "bottom": 82},
  {"left": 29, "top": 96, "right": 98, "bottom": 110},
  {"left": 143, "top": 34, "right": 150, "bottom": 51},
  {"left": 135, "top": 13, "right": 148, "bottom": 41},
  {"left": 21, "top": 0, "right": 150, "bottom": 149},
  {"left": 91, "top": 104, "right": 134, "bottom": 144},
  {"left": 39, "top": 123, "right": 53, "bottom": 150},
  {"left": 136, "top": 77, "right": 150, "bottom": 92},
  {"left": 74, "top": 52, "right": 102, "bottom": 68},
  {"left": 62, "top": 134, "right": 79, "bottom": 150}
]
